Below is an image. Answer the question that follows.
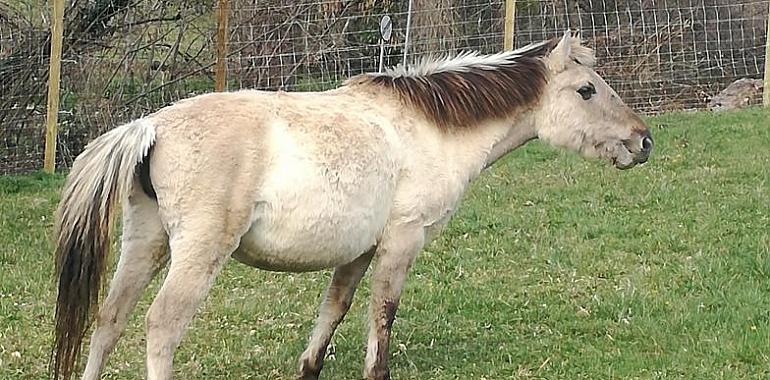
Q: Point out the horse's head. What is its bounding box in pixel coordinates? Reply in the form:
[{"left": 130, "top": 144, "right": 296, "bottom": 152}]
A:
[{"left": 534, "top": 32, "right": 653, "bottom": 169}]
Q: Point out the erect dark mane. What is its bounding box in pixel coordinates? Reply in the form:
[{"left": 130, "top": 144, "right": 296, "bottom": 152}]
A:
[{"left": 346, "top": 37, "right": 560, "bottom": 130}]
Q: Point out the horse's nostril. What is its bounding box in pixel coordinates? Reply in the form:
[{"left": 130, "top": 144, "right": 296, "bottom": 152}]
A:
[{"left": 642, "top": 136, "right": 653, "bottom": 153}]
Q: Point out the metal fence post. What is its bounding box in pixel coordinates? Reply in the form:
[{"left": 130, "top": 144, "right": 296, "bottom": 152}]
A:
[
  {"left": 402, "top": 0, "right": 414, "bottom": 65},
  {"left": 44, "top": 0, "right": 65, "bottom": 173},
  {"left": 215, "top": 0, "right": 230, "bottom": 92}
]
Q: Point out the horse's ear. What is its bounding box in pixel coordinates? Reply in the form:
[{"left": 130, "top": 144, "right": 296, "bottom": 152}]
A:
[{"left": 547, "top": 30, "right": 573, "bottom": 72}]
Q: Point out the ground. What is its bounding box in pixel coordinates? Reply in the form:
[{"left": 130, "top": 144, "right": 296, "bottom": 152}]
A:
[{"left": 1, "top": 108, "right": 769, "bottom": 379}]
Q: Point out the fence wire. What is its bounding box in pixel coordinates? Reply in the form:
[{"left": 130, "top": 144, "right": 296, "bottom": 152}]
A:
[
  {"left": 1, "top": 2, "right": 48, "bottom": 174},
  {"left": 511, "top": 0, "right": 769, "bottom": 112},
  {"left": 1, "top": 0, "right": 768, "bottom": 175}
]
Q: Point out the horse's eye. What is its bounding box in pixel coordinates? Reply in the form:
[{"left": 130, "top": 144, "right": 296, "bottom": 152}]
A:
[{"left": 577, "top": 83, "right": 596, "bottom": 100}]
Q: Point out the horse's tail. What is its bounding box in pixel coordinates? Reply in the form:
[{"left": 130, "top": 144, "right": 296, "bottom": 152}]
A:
[{"left": 52, "top": 120, "right": 156, "bottom": 380}]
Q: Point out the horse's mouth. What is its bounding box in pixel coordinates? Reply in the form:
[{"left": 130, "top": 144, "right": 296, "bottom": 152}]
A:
[
  {"left": 612, "top": 156, "right": 637, "bottom": 170},
  {"left": 610, "top": 142, "right": 649, "bottom": 170}
]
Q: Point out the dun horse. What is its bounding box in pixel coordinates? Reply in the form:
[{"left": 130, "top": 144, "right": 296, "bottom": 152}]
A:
[{"left": 52, "top": 32, "right": 653, "bottom": 380}]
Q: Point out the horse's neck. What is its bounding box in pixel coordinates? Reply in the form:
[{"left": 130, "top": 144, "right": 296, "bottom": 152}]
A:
[
  {"left": 435, "top": 115, "right": 538, "bottom": 181},
  {"left": 483, "top": 114, "right": 538, "bottom": 168},
  {"left": 389, "top": 115, "right": 537, "bottom": 228}
]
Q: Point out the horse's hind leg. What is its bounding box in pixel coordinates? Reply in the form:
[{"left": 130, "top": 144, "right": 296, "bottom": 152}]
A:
[
  {"left": 144, "top": 210, "right": 251, "bottom": 380},
  {"left": 298, "top": 248, "right": 376, "bottom": 380},
  {"left": 82, "top": 186, "right": 168, "bottom": 380}
]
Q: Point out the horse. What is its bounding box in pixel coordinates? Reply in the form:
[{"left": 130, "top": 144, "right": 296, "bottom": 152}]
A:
[{"left": 51, "top": 31, "right": 653, "bottom": 380}]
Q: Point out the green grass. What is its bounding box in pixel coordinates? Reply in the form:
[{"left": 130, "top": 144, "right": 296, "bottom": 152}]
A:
[{"left": 1, "top": 108, "right": 769, "bottom": 379}]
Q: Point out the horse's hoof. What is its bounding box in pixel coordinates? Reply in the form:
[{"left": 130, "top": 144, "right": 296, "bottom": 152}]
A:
[
  {"left": 364, "top": 369, "right": 391, "bottom": 380},
  {"left": 297, "top": 366, "right": 321, "bottom": 380}
]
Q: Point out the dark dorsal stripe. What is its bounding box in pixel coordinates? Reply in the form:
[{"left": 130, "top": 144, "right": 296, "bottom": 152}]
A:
[{"left": 350, "top": 37, "right": 560, "bottom": 130}]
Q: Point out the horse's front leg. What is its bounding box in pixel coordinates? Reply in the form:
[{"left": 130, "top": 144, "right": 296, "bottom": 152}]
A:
[
  {"left": 297, "top": 247, "right": 376, "bottom": 380},
  {"left": 364, "top": 225, "right": 425, "bottom": 380}
]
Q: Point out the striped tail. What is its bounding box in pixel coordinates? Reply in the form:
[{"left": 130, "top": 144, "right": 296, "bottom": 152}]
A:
[{"left": 51, "top": 120, "right": 156, "bottom": 380}]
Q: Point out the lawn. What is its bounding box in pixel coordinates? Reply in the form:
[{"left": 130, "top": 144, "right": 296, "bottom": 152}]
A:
[{"left": 1, "top": 108, "right": 769, "bottom": 379}]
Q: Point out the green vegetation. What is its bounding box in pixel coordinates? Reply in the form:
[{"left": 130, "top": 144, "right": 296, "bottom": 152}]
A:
[{"left": 1, "top": 109, "right": 769, "bottom": 379}]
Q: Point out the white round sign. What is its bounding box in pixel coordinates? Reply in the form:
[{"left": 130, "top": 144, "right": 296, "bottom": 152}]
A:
[{"left": 380, "top": 15, "right": 392, "bottom": 41}]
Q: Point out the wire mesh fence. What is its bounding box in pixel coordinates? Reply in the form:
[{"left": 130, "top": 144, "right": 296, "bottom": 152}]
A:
[
  {"left": 227, "top": 1, "right": 507, "bottom": 91},
  {"left": 1, "top": 1, "right": 217, "bottom": 175},
  {"left": 1, "top": 2, "right": 49, "bottom": 174},
  {"left": 54, "top": 2, "right": 217, "bottom": 170},
  {"left": 1, "top": 0, "right": 768, "bottom": 175},
  {"left": 512, "top": 0, "right": 769, "bottom": 112}
]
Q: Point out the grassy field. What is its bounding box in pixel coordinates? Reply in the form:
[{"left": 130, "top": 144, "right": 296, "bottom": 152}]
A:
[{"left": 1, "top": 109, "right": 769, "bottom": 379}]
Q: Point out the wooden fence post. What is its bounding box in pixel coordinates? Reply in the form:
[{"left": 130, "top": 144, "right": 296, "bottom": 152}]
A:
[
  {"left": 504, "top": 0, "right": 516, "bottom": 51},
  {"left": 764, "top": 0, "right": 770, "bottom": 106},
  {"left": 215, "top": 0, "right": 230, "bottom": 92},
  {"left": 44, "top": 0, "right": 66, "bottom": 173}
]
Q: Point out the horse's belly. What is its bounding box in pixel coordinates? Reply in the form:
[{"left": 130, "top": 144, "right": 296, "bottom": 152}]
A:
[
  {"left": 232, "top": 164, "right": 395, "bottom": 272},
  {"left": 233, "top": 197, "right": 387, "bottom": 271}
]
